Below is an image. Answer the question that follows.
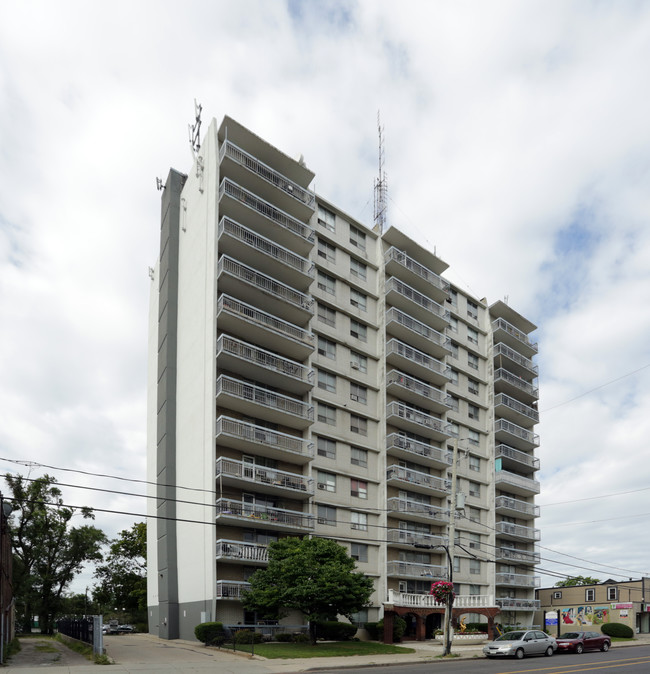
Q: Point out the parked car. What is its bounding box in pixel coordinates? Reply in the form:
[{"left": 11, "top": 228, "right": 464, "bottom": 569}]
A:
[
  {"left": 484, "top": 630, "right": 557, "bottom": 659},
  {"left": 555, "top": 631, "right": 611, "bottom": 653}
]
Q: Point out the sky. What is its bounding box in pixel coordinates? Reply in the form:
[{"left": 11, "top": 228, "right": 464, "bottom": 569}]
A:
[{"left": 1, "top": 0, "right": 650, "bottom": 598}]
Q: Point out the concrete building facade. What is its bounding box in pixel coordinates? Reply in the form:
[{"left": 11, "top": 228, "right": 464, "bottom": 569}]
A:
[{"left": 147, "top": 115, "right": 542, "bottom": 640}]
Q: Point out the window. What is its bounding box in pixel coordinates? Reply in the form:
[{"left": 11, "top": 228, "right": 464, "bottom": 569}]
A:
[
  {"left": 469, "top": 533, "right": 481, "bottom": 549},
  {"left": 553, "top": 591, "right": 563, "bottom": 599},
  {"left": 349, "top": 225, "right": 366, "bottom": 251},
  {"left": 351, "top": 414, "right": 368, "bottom": 436},
  {"left": 350, "top": 319, "right": 367, "bottom": 341},
  {"left": 317, "top": 271, "right": 336, "bottom": 295},
  {"left": 453, "top": 556, "right": 460, "bottom": 573},
  {"left": 317, "top": 471, "right": 336, "bottom": 492},
  {"left": 317, "top": 504, "right": 336, "bottom": 525},
  {"left": 318, "top": 336, "right": 336, "bottom": 360},
  {"left": 350, "top": 511, "right": 368, "bottom": 531},
  {"left": 350, "top": 543, "right": 368, "bottom": 563},
  {"left": 468, "top": 403, "right": 479, "bottom": 421},
  {"left": 351, "top": 479, "right": 368, "bottom": 499},
  {"left": 448, "top": 288, "right": 458, "bottom": 307},
  {"left": 467, "top": 327, "right": 479, "bottom": 345},
  {"left": 469, "top": 481, "right": 481, "bottom": 497},
  {"left": 467, "top": 378, "right": 479, "bottom": 395},
  {"left": 449, "top": 342, "right": 459, "bottom": 359},
  {"left": 449, "top": 369, "right": 459, "bottom": 385},
  {"left": 350, "top": 608, "right": 368, "bottom": 624},
  {"left": 350, "top": 383, "right": 367, "bottom": 404},
  {"left": 317, "top": 237, "right": 336, "bottom": 262},
  {"left": 350, "top": 258, "right": 367, "bottom": 280},
  {"left": 585, "top": 589, "right": 595, "bottom": 602},
  {"left": 449, "top": 316, "right": 458, "bottom": 333},
  {"left": 317, "top": 303, "right": 336, "bottom": 327},
  {"left": 468, "top": 429, "right": 480, "bottom": 446},
  {"left": 317, "top": 403, "right": 336, "bottom": 425},
  {"left": 317, "top": 436, "right": 336, "bottom": 459},
  {"left": 467, "top": 300, "right": 478, "bottom": 319},
  {"left": 350, "top": 351, "right": 368, "bottom": 373},
  {"left": 469, "top": 455, "right": 480, "bottom": 472},
  {"left": 467, "top": 353, "right": 479, "bottom": 370},
  {"left": 318, "top": 205, "right": 335, "bottom": 231},
  {"left": 469, "top": 584, "right": 481, "bottom": 596},
  {"left": 607, "top": 587, "right": 618, "bottom": 601},
  {"left": 351, "top": 447, "right": 368, "bottom": 467},
  {"left": 317, "top": 369, "right": 336, "bottom": 392},
  {"left": 468, "top": 507, "right": 481, "bottom": 523},
  {"left": 350, "top": 288, "right": 367, "bottom": 311},
  {"left": 448, "top": 395, "right": 459, "bottom": 412},
  {"left": 448, "top": 422, "right": 459, "bottom": 437},
  {"left": 469, "top": 559, "right": 481, "bottom": 575}
]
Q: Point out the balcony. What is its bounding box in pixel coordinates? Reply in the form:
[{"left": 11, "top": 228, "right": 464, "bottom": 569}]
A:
[
  {"left": 387, "top": 497, "right": 449, "bottom": 525},
  {"left": 218, "top": 217, "right": 313, "bottom": 289},
  {"left": 494, "top": 393, "right": 539, "bottom": 427},
  {"left": 494, "top": 368, "right": 539, "bottom": 404},
  {"left": 494, "top": 418, "right": 540, "bottom": 451},
  {"left": 493, "top": 343, "right": 538, "bottom": 380},
  {"left": 495, "top": 469, "right": 540, "bottom": 496},
  {"left": 386, "top": 339, "right": 450, "bottom": 386},
  {"left": 387, "top": 561, "right": 446, "bottom": 580},
  {"left": 217, "top": 256, "right": 313, "bottom": 325},
  {"left": 385, "top": 307, "right": 451, "bottom": 359},
  {"left": 495, "top": 496, "right": 540, "bottom": 519},
  {"left": 216, "top": 375, "right": 313, "bottom": 429},
  {"left": 496, "top": 444, "right": 539, "bottom": 474},
  {"left": 386, "top": 402, "right": 453, "bottom": 442},
  {"left": 386, "top": 370, "right": 451, "bottom": 414},
  {"left": 217, "top": 295, "right": 314, "bottom": 360},
  {"left": 216, "top": 580, "right": 250, "bottom": 600},
  {"left": 496, "top": 573, "right": 541, "bottom": 588},
  {"left": 386, "top": 590, "right": 495, "bottom": 609},
  {"left": 384, "top": 247, "right": 449, "bottom": 302},
  {"left": 219, "top": 140, "right": 315, "bottom": 219},
  {"left": 216, "top": 416, "right": 313, "bottom": 464},
  {"left": 495, "top": 547, "right": 541, "bottom": 565},
  {"left": 496, "top": 597, "right": 541, "bottom": 611},
  {"left": 495, "top": 521, "right": 541, "bottom": 542},
  {"left": 216, "top": 539, "right": 268, "bottom": 565},
  {"left": 217, "top": 334, "right": 313, "bottom": 394},
  {"left": 386, "top": 277, "right": 449, "bottom": 330},
  {"left": 218, "top": 178, "right": 314, "bottom": 255},
  {"left": 386, "top": 433, "right": 453, "bottom": 470},
  {"left": 216, "top": 497, "right": 314, "bottom": 532},
  {"left": 216, "top": 457, "right": 313, "bottom": 499},
  {"left": 386, "top": 529, "right": 448, "bottom": 550},
  {"left": 492, "top": 317, "right": 538, "bottom": 358},
  {"left": 386, "top": 465, "right": 451, "bottom": 498}
]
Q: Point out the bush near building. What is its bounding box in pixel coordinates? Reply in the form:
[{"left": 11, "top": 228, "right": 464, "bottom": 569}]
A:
[
  {"left": 601, "top": 622, "right": 634, "bottom": 639},
  {"left": 194, "top": 621, "right": 225, "bottom": 646}
]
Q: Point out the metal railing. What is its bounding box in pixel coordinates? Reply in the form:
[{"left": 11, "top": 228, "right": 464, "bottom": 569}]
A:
[
  {"left": 496, "top": 444, "right": 540, "bottom": 470},
  {"left": 494, "top": 368, "right": 539, "bottom": 398},
  {"left": 495, "top": 495, "right": 540, "bottom": 518},
  {"left": 492, "top": 317, "right": 538, "bottom": 352},
  {"left": 216, "top": 580, "right": 251, "bottom": 600},
  {"left": 216, "top": 416, "right": 313, "bottom": 458},
  {"left": 495, "top": 521, "right": 541, "bottom": 541},
  {"left": 386, "top": 402, "right": 452, "bottom": 436},
  {"left": 496, "top": 573, "right": 541, "bottom": 588},
  {"left": 386, "top": 465, "right": 451, "bottom": 493},
  {"left": 386, "top": 529, "right": 448, "bottom": 548},
  {"left": 386, "top": 434, "right": 453, "bottom": 466},
  {"left": 496, "top": 597, "right": 541, "bottom": 610},
  {"left": 386, "top": 561, "right": 446, "bottom": 579},
  {"left": 494, "top": 343, "right": 538, "bottom": 375},
  {"left": 495, "top": 419, "right": 540, "bottom": 446},
  {"left": 386, "top": 307, "right": 450, "bottom": 348},
  {"left": 495, "top": 393, "right": 539, "bottom": 422},
  {"left": 386, "top": 339, "right": 450, "bottom": 378},
  {"left": 386, "top": 370, "right": 450, "bottom": 407},
  {"left": 384, "top": 247, "right": 449, "bottom": 293},
  {"left": 386, "top": 277, "right": 449, "bottom": 319},
  {"left": 495, "top": 470, "right": 540, "bottom": 494},
  {"left": 216, "top": 498, "right": 314, "bottom": 529},
  {"left": 387, "top": 497, "right": 449, "bottom": 523},
  {"left": 495, "top": 547, "right": 541, "bottom": 564},
  {"left": 216, "top": 539, "right": 269, "bottom": 563},
  {"left": 216, "top": 456, "right": 312, "bottom": 493}
]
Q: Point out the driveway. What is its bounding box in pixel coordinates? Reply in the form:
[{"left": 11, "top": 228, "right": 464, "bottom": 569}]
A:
[{"left": 7, "top": 636, "right": 90, "bottom": 668}]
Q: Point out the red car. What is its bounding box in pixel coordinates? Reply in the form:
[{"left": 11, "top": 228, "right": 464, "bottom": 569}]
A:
[{"left": 555, "top": 631, "right": 611, "bottom": 654}]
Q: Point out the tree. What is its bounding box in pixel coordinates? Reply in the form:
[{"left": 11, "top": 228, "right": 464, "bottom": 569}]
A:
[
  {"left": 93, "top": 522, "right": 146, "bottom": 620},
  {"left": 242, "top": 537, "right": 373, "bottom": 645},
  {"left": 555, "top": 576, "right": 601, "bottom": 587},
  {"left": 5, "top": 474, "right": 107, "bottom": 634}
]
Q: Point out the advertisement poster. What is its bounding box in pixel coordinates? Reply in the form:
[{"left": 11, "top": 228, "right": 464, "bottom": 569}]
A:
[{"left": 561, "top": 606, "right": 609, "bottom": 626}]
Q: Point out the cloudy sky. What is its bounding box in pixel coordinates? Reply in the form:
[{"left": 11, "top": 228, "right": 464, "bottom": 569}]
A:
[{"left": 1, "top": 0, "right": 650, "bottom": 596}]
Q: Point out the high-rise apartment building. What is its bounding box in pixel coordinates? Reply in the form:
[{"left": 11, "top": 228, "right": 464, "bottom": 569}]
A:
[{"left": 147, "top": 115, "right": 541, "bottom": 641}]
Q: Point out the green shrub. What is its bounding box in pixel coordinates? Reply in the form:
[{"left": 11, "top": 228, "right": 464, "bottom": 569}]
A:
[
  {"left": 275, "top": 632, "right": 293, "bottom": 642},
  {"left": 601, "top": 622, "right": 634, "bottom": 638},
  {"left": 292, "top": 632, "right": 310, "bottom": 643},
  {"left": 234, "top": 629, "right": 263, "bottom": 644},
  {"left": 194, "top": 621, "right": 224, "bottom": 645},
  {"left": 364, "top": 622, "right": 379, "bottom": 640},
  {"left": 375, "top": 616, "right": 406, "bottom": 642},
  {"left": 315, "top": 621, "right": 358, "bottom": 641}
]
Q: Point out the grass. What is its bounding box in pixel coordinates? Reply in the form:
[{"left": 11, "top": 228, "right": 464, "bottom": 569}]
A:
[
  {"left": 229, "top": 640, "right": 415, "bottom": 659},
  {"left": 35, "top": 643, "right": 60, "bottom": 653},
  {"left": 54, "top": 633, "right": 113, "bottom": 665}
]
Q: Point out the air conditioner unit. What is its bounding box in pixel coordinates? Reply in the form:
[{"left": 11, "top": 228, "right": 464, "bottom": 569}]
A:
[
  {"left": 350, "top": 395, "right": 359, "bottom": 401},
  {"left": 317, "top": 483, "right": 327, "bottom": 490},
  {"left": 350, "top": 362, "right": 360, "bottom": 370},
  {"left": 398, "top": 581, "right": 407, "bottom": 593}
]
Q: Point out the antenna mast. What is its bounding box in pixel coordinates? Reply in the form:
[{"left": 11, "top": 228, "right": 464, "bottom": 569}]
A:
[{"left": 374, "top": 111, "right": 388, "bottom": 234}]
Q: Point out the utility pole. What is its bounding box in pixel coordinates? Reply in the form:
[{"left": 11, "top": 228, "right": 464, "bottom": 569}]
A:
[{"left": 443, "top": 436, "right": 461, "bottom": 656}]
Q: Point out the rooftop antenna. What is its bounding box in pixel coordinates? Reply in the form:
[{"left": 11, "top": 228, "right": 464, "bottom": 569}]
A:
[
  {"left": 187, "top": 99, "right": 205, "bottom": 193},
  {"left": 373, "top": 111, "right": 388, "bottom": 235}
]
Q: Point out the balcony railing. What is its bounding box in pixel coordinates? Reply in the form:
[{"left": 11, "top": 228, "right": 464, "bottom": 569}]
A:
[
  {"left": 495, "top": 496, "right": 540, "bottom": 518},
  {"left": 386, "top": 590, "right": 495, "bottom": 609},
  {"left": 495, "top": 393, "right": 539, "bottom": 423},
  {"left": 492, "top": 318, "right": 538, "bottom": 352},
  {"left": 216, "top": 416, "right": 314, "bottom": 459},
  {"left": 495, "top": 521, "right": 541, "bottom": 541},
  {"left": 217, "top": 334, "right": 313, "bottom": 384},
  {"left": 384, "top": 247, "right": 449, "bottom": 294},
  {"left": 386, "top": 339, "right": 450, "bottom": 378},
  {"left": 386, "top": 277, "right": 449, "bottom": 319},
  {"left": 387, "top": 401, "right": 452, "bottom": 438},
  {"left": 220, "top": 140, "right": 316, "bottom": 208},
  {"left": 496, "top": 573, "right": 541, "bottom": 588},
  {"left": 496, "top": 597, "right": 541, "bottom": 611},
  {"left": 217, "top": 295, "right": 314, "bottom": 349},
  {"left": 494, "top": 343, "right": 538, "bottom": 376},
  {"left": 216, "top": 457, "right": 313, "bottom": 494},
  {"left": 216, "top": 580, "right": 250, "bottom": 600},
  {"left": 216, "top": 375, "right": 314, "bottom": 422},
  {"left": 495, "top": 470, "right": 540, "bottom": 494},
  {"left": 387, "top": 561, "right": 446, "bottom": 579},
  {"left": 496, "top": 444, "right": 539, "bottom": 471},
  {"left": 386, "top": 371, "right": 450, "bottom": 408},
  {"left": 219, "top": 178, "right": 314, "bottom": 243},
  {"left": 495, "top": 419, "right": 540, "bottom": 447},
  {"left": 387, "top": 497, "right": 449, "bottom": 523},
  {"left": 495, "top": 547, "right": 541, "bottom": 564},
  {"left": 387, "top": 529, "right": 448, "bottom": 548},
  {"left": 216, "top": 497, "right": 314, "bottom": 529},
  {"left": 386, "top": 307, "right": 450, "bottom": 350},
  {"left": 386, "top": 465, "right": 451, "bottom": 494},
  {"left": 386, "top": 433, "right": 453, "bottom": 467},
  {"left": 494, "top": 368, "right": 539, "bottom": 398},
  {"left": 218, "top": 256, "right": 314, "bottom": 313},
  {"left": 216, "top": 539, "right": 269, "bottom": 563},
  {"left": 218, "top": 217, "right": 314, "bottom": 276}
]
